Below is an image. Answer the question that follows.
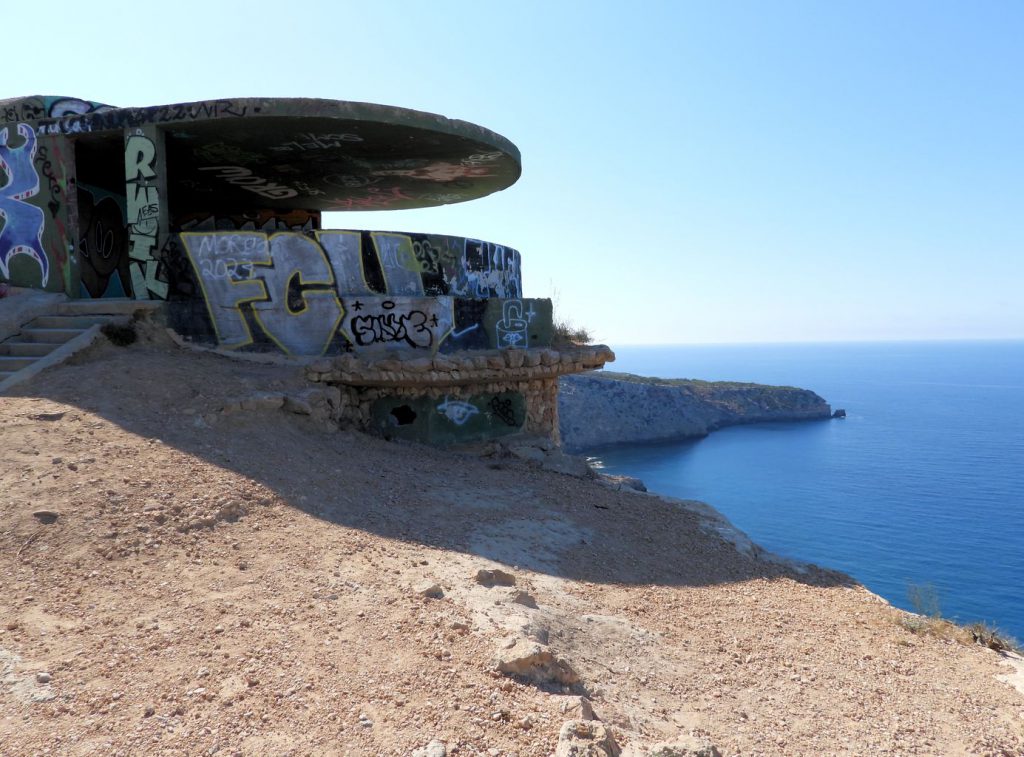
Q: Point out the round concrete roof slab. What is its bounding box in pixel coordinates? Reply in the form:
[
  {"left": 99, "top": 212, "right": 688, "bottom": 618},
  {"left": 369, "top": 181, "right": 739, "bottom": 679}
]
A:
[{"left": 10, "top": 96, "right": 521, "bottom": 212}]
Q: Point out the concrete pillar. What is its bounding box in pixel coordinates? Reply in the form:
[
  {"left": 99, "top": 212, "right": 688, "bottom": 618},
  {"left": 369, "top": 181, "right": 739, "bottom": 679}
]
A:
[{"left": 123, "top": 125, "right": 168, "bottom": 299}]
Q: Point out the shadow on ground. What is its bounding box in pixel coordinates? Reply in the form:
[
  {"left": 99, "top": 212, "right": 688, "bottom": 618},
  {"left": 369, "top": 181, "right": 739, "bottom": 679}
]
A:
[{"left": 4, "top": 336, "right": 857, "bottom": 592}]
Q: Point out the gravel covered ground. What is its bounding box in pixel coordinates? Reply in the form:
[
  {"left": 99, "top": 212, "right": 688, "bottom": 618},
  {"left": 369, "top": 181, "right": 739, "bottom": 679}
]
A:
[{"left": 1, "top": 334, "right": 1022, "bottom": 755}]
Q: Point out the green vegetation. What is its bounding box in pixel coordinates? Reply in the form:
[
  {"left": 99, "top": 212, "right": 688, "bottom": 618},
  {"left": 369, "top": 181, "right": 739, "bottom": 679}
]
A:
[
  {"left": 968, "top": 621, "right": 1020, "bottom": 653},
  {"left": 899, "top": 582, "right": 1020, "bottom": 653},
  {"left": 552, "top": 319, "right": 591, "bottom": 347},
  {"left": 596, "top": 371, "right": 800, "bottom": 391},
  {"left": 549, "top": 286, "right": 592, "bottom": 346}
]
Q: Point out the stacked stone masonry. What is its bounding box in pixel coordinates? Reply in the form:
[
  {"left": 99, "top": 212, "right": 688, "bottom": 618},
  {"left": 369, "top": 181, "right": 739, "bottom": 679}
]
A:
[{"left": 306, "top": 346, "right": 614, "bottom": 445}]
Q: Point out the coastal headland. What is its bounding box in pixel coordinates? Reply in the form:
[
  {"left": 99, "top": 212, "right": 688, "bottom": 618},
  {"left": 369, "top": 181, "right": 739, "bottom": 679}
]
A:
[
  {"left": 1, "top": 331, "right": 1022, "bottom": 755},
  {"left": 559, "top": 372, "right": 833, "bottom": 452}
]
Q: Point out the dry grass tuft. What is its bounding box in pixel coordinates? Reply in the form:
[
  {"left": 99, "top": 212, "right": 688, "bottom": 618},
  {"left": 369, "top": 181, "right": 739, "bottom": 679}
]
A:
[
  {"left": 898, "top": 584, "right": 1020, "bottom": 653},
  {"left": 968, "top": 622, "right": 1021, "bottom": 654},
  {"left": 548, "top": 285, "right": 593, "bottom": 347},
  {"left": 552, "top": 319, "right": 592, "bottom": 347},
  {"left": 898, "top": 612, "right": 974, "bottom": 645}
]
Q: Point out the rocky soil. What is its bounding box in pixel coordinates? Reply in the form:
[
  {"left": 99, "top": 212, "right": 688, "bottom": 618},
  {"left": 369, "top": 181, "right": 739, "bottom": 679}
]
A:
[
  {"left": 1, "top": 330, "right": 1022, "bottom": 756},
  {"left": 558, "top": 373, "right": 832, "bottom": 452}
]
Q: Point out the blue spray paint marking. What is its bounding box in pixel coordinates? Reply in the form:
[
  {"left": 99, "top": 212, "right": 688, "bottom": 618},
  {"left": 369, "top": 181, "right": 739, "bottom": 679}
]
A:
[
  {"left": 450, "top": 324, "right": 480, "bottom": 339},
  {"left": 0, "top": 124, "right": 49, "bottom": 286}
]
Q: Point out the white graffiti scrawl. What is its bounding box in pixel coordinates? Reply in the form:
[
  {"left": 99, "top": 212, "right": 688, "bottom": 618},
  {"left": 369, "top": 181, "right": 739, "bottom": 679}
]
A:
[
  {"left": 451, "top": 239, "right": 521, "bottom": 299},
  {"left": 180, "top": 231, "right": 343, "bottom": 355},
  {"left": 436, "top": 396, "right": 480, "bottom": 426},
  {"left": 495, "top": 299, "right": 529, "bottom": 347}
]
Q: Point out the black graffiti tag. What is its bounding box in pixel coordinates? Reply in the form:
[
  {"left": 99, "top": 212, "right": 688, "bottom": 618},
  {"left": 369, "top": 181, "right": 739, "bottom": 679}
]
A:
[
  {"left": 34, "top": 99, "right": 249, "bottom": 136},
  {"left": 489, "top": 396, "right": 520, "bottom": 427},
  {"left": 33, "top": 146, "right": 62, "bottom": 218},
  {"left": 351, "top": 301, "right": 433, "bottom": 348}
]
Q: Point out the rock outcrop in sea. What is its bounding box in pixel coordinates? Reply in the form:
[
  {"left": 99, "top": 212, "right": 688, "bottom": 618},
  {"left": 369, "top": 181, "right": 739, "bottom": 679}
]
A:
[{"left": 558, "top": 371, "right": 832, "bottom": 451}]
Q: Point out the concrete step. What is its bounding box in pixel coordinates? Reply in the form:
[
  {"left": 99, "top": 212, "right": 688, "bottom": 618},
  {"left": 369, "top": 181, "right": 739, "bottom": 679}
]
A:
[
  {"left": 0, "top": 370, "right": 16, "bottom": 381},
  {"left": 0, "top": 355, "right": 37, "bottom": 371},
  {"left": 27, "top": 314, "right": 118, "bottom": 330},
  {"left": 18, "top": 327, "right": 87, "bottom": 344},
  {"left": 55, "top": 299, "right": 162, "bottom": 317},
  {"left": 0, "top": 340, "right": 59, "bottom": 358}
]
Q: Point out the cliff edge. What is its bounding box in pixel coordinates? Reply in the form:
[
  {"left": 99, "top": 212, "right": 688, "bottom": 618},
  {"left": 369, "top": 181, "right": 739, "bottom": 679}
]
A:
[
  {"left": 2, "top": 334, "right": 1022, "bottom": 755},
  {"left": 559, "top": 371, "right": 832, "bottom": 452}
]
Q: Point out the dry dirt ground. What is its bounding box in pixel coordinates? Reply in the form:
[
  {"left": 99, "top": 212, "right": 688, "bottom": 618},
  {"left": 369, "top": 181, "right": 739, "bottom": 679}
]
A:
[{"left": 1, "top": 331, "right": 1023, "bottom": 756}]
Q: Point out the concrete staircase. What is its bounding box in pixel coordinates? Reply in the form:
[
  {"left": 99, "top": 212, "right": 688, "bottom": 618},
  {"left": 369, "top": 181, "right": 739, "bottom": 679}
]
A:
[{"left": 0, "top": 298, "right": 162, "bottom": 390}]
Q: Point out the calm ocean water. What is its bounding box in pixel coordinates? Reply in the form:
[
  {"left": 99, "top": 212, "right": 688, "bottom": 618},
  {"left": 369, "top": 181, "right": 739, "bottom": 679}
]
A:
[{"left": 587, "top": 341, "right": 1024, "bottom": 642}]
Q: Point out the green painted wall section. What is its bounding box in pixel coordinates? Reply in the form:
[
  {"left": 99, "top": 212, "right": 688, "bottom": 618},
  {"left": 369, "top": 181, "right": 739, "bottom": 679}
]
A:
[
  {"left": 371, "top": 391, "right": 526, "bottom": 445},
  {"left": 484, "top": 298, "right": 553, "bottom": 350}
]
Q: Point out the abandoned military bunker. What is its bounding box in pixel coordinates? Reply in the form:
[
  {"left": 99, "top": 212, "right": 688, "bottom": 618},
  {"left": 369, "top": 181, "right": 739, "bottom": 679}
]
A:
[{"left": 0, "top": 95, "right": 612, "bottom": 444}]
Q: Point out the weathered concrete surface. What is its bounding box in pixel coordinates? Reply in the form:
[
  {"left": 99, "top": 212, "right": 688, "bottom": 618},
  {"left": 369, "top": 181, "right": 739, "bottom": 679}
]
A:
[
  {"left": 0, "top": 288, "right": 66, "bottom": 341},
  {"left": 558, "top": 371, "right": 832, "bottom": 452},
  {"left": 0, "top": 324, "right": 106, "bottom": 394}
]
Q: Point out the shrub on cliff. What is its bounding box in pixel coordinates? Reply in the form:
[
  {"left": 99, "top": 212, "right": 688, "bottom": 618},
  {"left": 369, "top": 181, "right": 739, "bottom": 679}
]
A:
[
  {"left": 900, "top": 583, "right": 1020, "bottom": 653},
  {"left": 553, "top": 320, "right": 592, "bottom": 347},
  {"left": 549, "top": 285, "right": 593, "bottom": 347}
]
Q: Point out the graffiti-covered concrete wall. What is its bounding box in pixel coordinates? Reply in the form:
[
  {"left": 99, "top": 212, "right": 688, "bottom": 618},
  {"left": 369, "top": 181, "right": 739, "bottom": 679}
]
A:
[
  {"left": 1, "top": 96, "right": 113, "bottom": 294},
  {"left": 0, "top": 94, "right": 523, "bottom": 302},
  {"left": 167, "top": 230, "right": 550, "bottom": 357},
  {"left": 0, "top": 126, "right": 76, "bottom": 293},
  {"left": 371, "top": 386, "right": 534, "bottom": 445},
  {"left": 178, "top": 230, "right": 521, "bottom": 300},
  {"left": 124, "top": 126, "right": 167, "bottom": 298}
]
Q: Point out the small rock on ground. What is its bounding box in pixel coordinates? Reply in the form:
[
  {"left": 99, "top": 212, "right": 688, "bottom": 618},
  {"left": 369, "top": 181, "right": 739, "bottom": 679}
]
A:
[
  {"left": 558, "top": 694, "right": 595, "bottom": 721},
  {"left": 412, "top": 739, "right": 446, "bottom": 757},
  {"left": 645, "top": 738, "right": 722, "bottom": 757},
  {"left": 493, "top": 639, "right": 579, "bottom": 686},
  {"left": 556, "top": 719, "right": 621, "bottom": 757},
  {"left": 475, "top": 568, "right": 517, "bottom": 587},
  {"left": 415, "top": 581, "right": 444, "bottom": 599}
]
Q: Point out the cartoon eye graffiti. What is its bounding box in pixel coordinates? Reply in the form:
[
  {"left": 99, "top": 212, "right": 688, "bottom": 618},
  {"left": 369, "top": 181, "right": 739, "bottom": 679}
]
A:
[{"left": 436, "top": 397, "right": 480, "bottom": 426}]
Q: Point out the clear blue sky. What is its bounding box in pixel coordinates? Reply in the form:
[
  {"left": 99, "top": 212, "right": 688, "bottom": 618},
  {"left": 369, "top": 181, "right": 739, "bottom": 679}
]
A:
[{"left": 11, "top": 1, "right": 1023, "bottom": 344}]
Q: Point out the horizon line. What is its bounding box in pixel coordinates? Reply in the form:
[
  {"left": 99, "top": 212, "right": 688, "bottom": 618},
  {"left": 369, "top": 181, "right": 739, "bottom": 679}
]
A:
[{"left": 606, "top": 336, "right": 1024, "bottom": 348}]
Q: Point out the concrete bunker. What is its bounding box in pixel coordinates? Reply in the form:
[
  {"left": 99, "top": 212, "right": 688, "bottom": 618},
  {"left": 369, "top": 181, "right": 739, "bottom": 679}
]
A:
[{"left": 0, "top": 95, "right": 612, "bottom": 444}]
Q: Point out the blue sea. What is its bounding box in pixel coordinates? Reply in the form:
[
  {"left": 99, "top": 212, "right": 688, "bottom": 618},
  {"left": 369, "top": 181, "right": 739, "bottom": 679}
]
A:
[{"left": 587, "top": 341, "right": 1024, "bottom": 642}]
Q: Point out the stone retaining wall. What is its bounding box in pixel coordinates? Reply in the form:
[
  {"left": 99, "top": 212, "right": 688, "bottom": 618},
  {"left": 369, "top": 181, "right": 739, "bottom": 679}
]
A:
[{"left": 306, "top": 345, "right": 613, "bottom": 445}]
